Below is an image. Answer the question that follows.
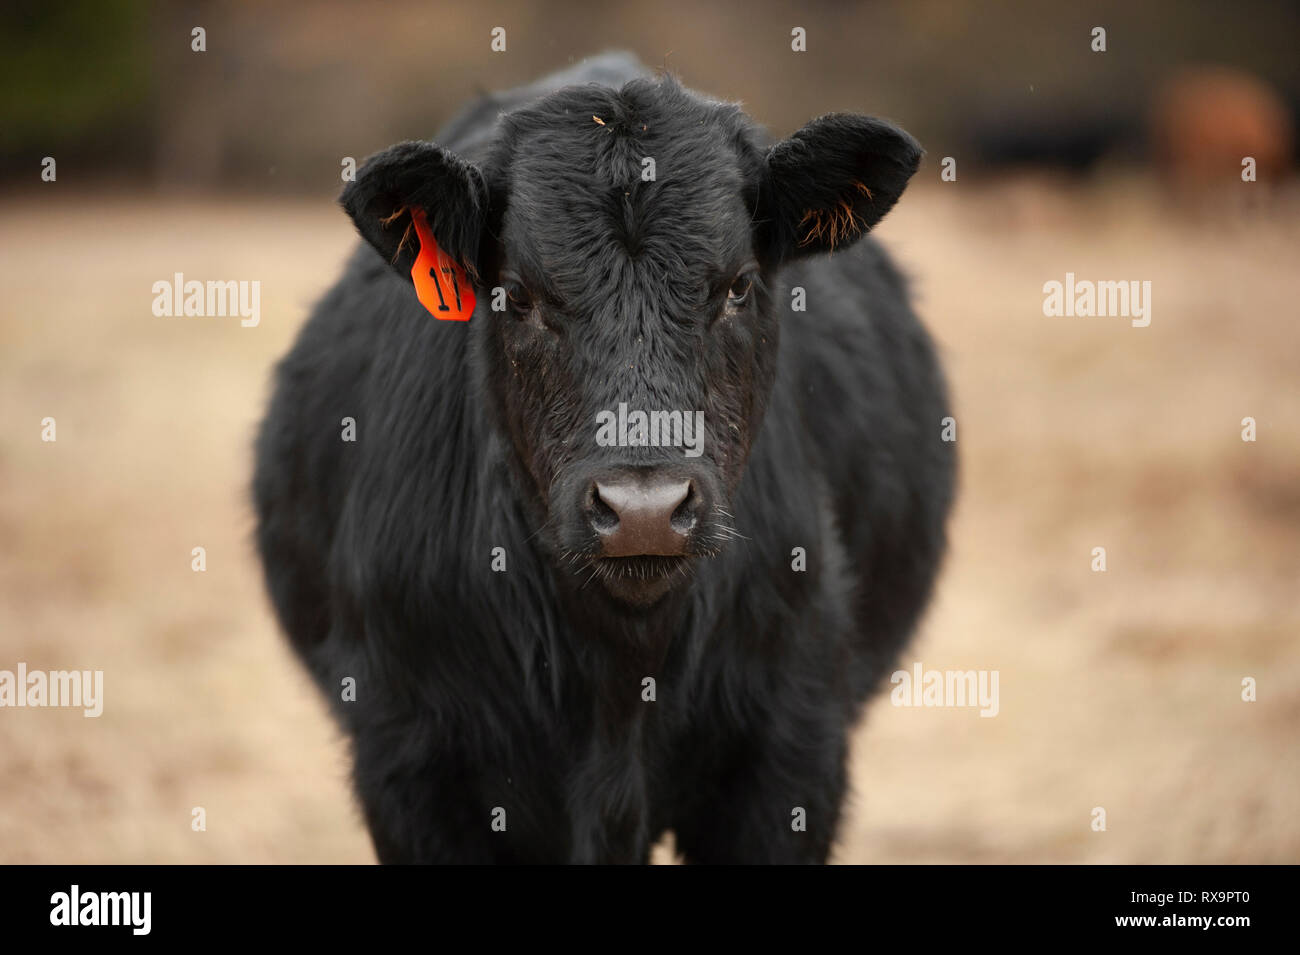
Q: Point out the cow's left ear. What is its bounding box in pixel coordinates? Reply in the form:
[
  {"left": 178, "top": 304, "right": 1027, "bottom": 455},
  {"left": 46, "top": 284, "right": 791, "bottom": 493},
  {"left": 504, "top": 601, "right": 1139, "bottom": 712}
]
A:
[
  {"left": 340, "top": 140, "right": 490, "bottom": 281},
  {"left": 759, "top": 114, "right": 921, "bottom": 264}
]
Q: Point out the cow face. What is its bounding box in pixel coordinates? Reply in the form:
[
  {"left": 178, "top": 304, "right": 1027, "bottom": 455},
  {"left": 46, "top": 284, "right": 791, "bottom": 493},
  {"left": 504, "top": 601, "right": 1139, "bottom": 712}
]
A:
[{"left": 342, "top": 76, "right": 920, "bottom": 607}]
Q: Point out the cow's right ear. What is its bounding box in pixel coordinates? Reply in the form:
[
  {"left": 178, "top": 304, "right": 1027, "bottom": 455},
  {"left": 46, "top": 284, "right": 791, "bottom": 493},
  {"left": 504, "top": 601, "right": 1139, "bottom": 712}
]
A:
[{"left": 340, "top": 140, "right": 490, "bottom": 281}]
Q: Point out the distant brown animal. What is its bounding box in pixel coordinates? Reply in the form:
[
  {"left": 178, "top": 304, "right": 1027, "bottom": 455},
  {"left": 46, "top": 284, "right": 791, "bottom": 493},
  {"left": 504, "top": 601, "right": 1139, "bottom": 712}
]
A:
[{"left": 1150, "top": 66, "right": 1294, "bottom": 190}]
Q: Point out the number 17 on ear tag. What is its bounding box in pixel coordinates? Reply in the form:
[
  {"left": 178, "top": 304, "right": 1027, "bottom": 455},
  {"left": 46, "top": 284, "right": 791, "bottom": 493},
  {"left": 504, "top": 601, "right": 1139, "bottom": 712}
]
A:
[{"left": 409, "top": 208, "right": 475, "bottom": 321}]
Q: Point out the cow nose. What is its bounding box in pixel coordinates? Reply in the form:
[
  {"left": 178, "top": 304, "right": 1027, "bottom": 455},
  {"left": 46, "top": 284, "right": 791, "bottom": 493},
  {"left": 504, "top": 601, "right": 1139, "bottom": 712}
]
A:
[{"left": 590, "top": 476, "right": 696, "bottom": 557}]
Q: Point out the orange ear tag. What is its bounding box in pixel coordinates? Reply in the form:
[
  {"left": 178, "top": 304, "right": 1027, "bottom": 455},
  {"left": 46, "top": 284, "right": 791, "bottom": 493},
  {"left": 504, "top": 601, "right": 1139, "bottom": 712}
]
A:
[{"left": 409, "top": 208, "right": 475, "bottom": 321}]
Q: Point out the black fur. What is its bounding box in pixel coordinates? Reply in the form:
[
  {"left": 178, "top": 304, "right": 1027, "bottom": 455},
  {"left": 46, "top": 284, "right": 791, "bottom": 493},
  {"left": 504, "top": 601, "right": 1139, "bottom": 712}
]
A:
[{"left": 253, "top": 51, "right": 955, "bottom": 863}]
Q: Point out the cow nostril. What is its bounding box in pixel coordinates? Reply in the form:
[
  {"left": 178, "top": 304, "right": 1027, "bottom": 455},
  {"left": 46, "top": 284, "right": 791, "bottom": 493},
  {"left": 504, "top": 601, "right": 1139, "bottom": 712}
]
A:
[
  {"left": 670, "top": 481, "right": 698, "bottom": 534},
  {"left": 588, "top": 483, "right": 619, "bottom": 533}
]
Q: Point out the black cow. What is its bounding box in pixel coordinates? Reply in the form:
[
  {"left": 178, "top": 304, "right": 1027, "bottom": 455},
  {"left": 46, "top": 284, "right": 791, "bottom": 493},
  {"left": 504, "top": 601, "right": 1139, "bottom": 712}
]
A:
[{"left": 253, "top": 52, "right": 955, "bottom": 863}]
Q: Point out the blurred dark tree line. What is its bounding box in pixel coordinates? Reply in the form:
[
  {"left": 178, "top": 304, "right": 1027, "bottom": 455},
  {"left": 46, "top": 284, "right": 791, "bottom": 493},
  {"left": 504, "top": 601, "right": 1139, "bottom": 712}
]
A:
[{"left": 2, "top": 0, "right": 1297, "bottom": 194}]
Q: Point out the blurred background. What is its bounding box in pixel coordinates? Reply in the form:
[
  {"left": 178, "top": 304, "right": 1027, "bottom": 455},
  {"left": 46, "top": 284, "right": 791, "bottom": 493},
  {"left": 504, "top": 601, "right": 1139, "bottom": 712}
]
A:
[{"left": 1, "top": 0, "right": 1297, "bottom": 862}]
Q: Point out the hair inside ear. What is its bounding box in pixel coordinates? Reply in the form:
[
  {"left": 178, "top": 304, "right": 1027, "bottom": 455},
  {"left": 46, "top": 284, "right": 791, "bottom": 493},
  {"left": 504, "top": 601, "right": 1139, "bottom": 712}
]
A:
[
  {"left": 762, "top": 114, "right": 922, "bottom": 262},
  {"left": 378, "top": 206, "right": 419, "bottom": 267},
  {"left": 796, "top": 180, "right": 875, "bottom": 251},
  {"left": 339, "top": 140, "right": 489, "bottom": 281}
]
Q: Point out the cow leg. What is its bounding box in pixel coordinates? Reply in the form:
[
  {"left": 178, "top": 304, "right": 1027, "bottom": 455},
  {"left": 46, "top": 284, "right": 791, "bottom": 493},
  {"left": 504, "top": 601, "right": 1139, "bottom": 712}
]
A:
[
  {"left": 351, "top": 724, "right": 573, "bottom": 864},
  {"left": 671, "top": 716, "right": 851, "bottom": 864},
  {"left": 351, "top": 741, "right": 504, "bottom": 864}
]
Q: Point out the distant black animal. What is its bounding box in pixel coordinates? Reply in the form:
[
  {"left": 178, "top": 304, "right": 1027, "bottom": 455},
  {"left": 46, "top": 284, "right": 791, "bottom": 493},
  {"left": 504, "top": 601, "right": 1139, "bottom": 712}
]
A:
[{"left": 254, "top": 52, "right": 954, "bottom": 863}]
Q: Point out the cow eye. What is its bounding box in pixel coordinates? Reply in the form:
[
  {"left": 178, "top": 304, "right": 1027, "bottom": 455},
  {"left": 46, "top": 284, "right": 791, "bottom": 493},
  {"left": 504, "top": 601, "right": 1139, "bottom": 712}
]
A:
[
  {"left": 727, "top": 273, "right": 753, "bottom": 307},
  {"left": 506, "top": 284, "right": 535, "bottom": 317}
]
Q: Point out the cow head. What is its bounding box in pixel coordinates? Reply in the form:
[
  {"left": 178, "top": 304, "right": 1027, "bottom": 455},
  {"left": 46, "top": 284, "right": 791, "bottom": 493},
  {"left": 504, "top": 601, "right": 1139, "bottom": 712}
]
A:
[{"left": 341, "top": 76, "right": 921, "bottom": 608}]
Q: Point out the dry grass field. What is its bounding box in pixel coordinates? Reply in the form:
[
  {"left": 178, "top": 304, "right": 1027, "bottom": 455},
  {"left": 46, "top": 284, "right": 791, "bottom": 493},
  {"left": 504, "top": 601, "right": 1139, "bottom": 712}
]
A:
[{"left": 1, "top": 182, "right": 1297, "bottom": 863}]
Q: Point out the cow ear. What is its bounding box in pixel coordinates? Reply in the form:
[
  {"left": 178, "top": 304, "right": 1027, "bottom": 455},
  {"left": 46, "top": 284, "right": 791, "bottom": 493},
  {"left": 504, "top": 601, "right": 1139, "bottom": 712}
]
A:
[
  {"left": 760, "top": 114, "right": 921, "bottom": 263},
  {"left": 340, "top": 140, "right": 490, "bottom": 281}
]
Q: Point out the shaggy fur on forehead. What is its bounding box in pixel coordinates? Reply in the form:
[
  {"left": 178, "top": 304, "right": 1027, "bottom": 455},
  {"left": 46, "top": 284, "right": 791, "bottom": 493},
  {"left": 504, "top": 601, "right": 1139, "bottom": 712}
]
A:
[
  {"left": 485, "top": 76, "right": 766, "bottom": 313},
  {"left": 495, "top": 74, "right": 764, "bottom": 187}
]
